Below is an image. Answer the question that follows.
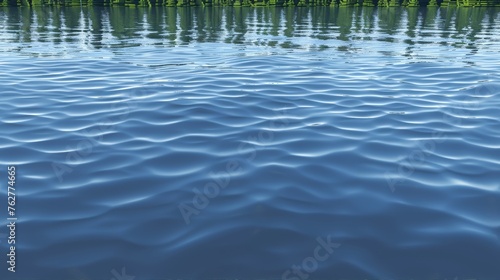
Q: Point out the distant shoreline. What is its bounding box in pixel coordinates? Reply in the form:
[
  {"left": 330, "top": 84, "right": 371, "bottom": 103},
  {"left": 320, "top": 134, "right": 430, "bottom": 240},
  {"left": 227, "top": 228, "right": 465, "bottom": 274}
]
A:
[{"left": 2, "top": 0, "right": 500, "bottom": 8}]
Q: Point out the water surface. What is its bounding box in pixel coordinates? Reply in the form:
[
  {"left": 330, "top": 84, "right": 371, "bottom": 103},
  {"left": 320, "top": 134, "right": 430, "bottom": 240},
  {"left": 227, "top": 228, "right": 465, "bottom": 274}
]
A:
[{"left": 0, "top": 6, "right": 500, "bottom": 280}]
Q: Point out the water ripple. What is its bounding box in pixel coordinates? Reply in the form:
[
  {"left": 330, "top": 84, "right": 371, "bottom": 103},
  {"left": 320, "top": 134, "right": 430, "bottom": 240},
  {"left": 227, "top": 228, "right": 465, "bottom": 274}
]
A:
[{"left": 1, "top": 6, "right": 500, "bottom": 280}]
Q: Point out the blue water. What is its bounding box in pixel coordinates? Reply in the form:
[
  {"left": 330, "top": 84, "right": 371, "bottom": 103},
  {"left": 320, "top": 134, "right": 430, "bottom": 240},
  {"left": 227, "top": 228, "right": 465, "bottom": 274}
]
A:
[{"left": 0, "top": 6, "right": 500, "bottom": 280}]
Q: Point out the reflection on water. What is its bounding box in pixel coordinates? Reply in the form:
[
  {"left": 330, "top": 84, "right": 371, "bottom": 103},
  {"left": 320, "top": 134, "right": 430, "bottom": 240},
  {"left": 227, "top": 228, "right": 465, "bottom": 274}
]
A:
[
  {"left": 1, "top": 6, "right": 500, "bottom": 280},
  {"left": 0, "top": 7, "right": 499, "bottom": 56}
]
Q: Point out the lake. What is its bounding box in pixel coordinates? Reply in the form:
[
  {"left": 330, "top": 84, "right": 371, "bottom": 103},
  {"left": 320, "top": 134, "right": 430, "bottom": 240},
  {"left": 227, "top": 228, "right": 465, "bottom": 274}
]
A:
[{"left": 0, "top": 6, "right": 499, "bottom": 280}]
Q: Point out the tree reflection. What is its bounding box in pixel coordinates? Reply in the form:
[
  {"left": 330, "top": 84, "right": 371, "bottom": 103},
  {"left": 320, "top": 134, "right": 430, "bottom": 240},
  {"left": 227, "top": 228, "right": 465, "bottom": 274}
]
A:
[{"left": 0, "top": 6, "right": 498, "bottom": 56}]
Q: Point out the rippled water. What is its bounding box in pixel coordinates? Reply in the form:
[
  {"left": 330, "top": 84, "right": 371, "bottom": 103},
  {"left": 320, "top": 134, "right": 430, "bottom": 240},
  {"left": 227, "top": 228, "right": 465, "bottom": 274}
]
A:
[{"left": 1, "top": 6, "right": 500, "bottom": 280}]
